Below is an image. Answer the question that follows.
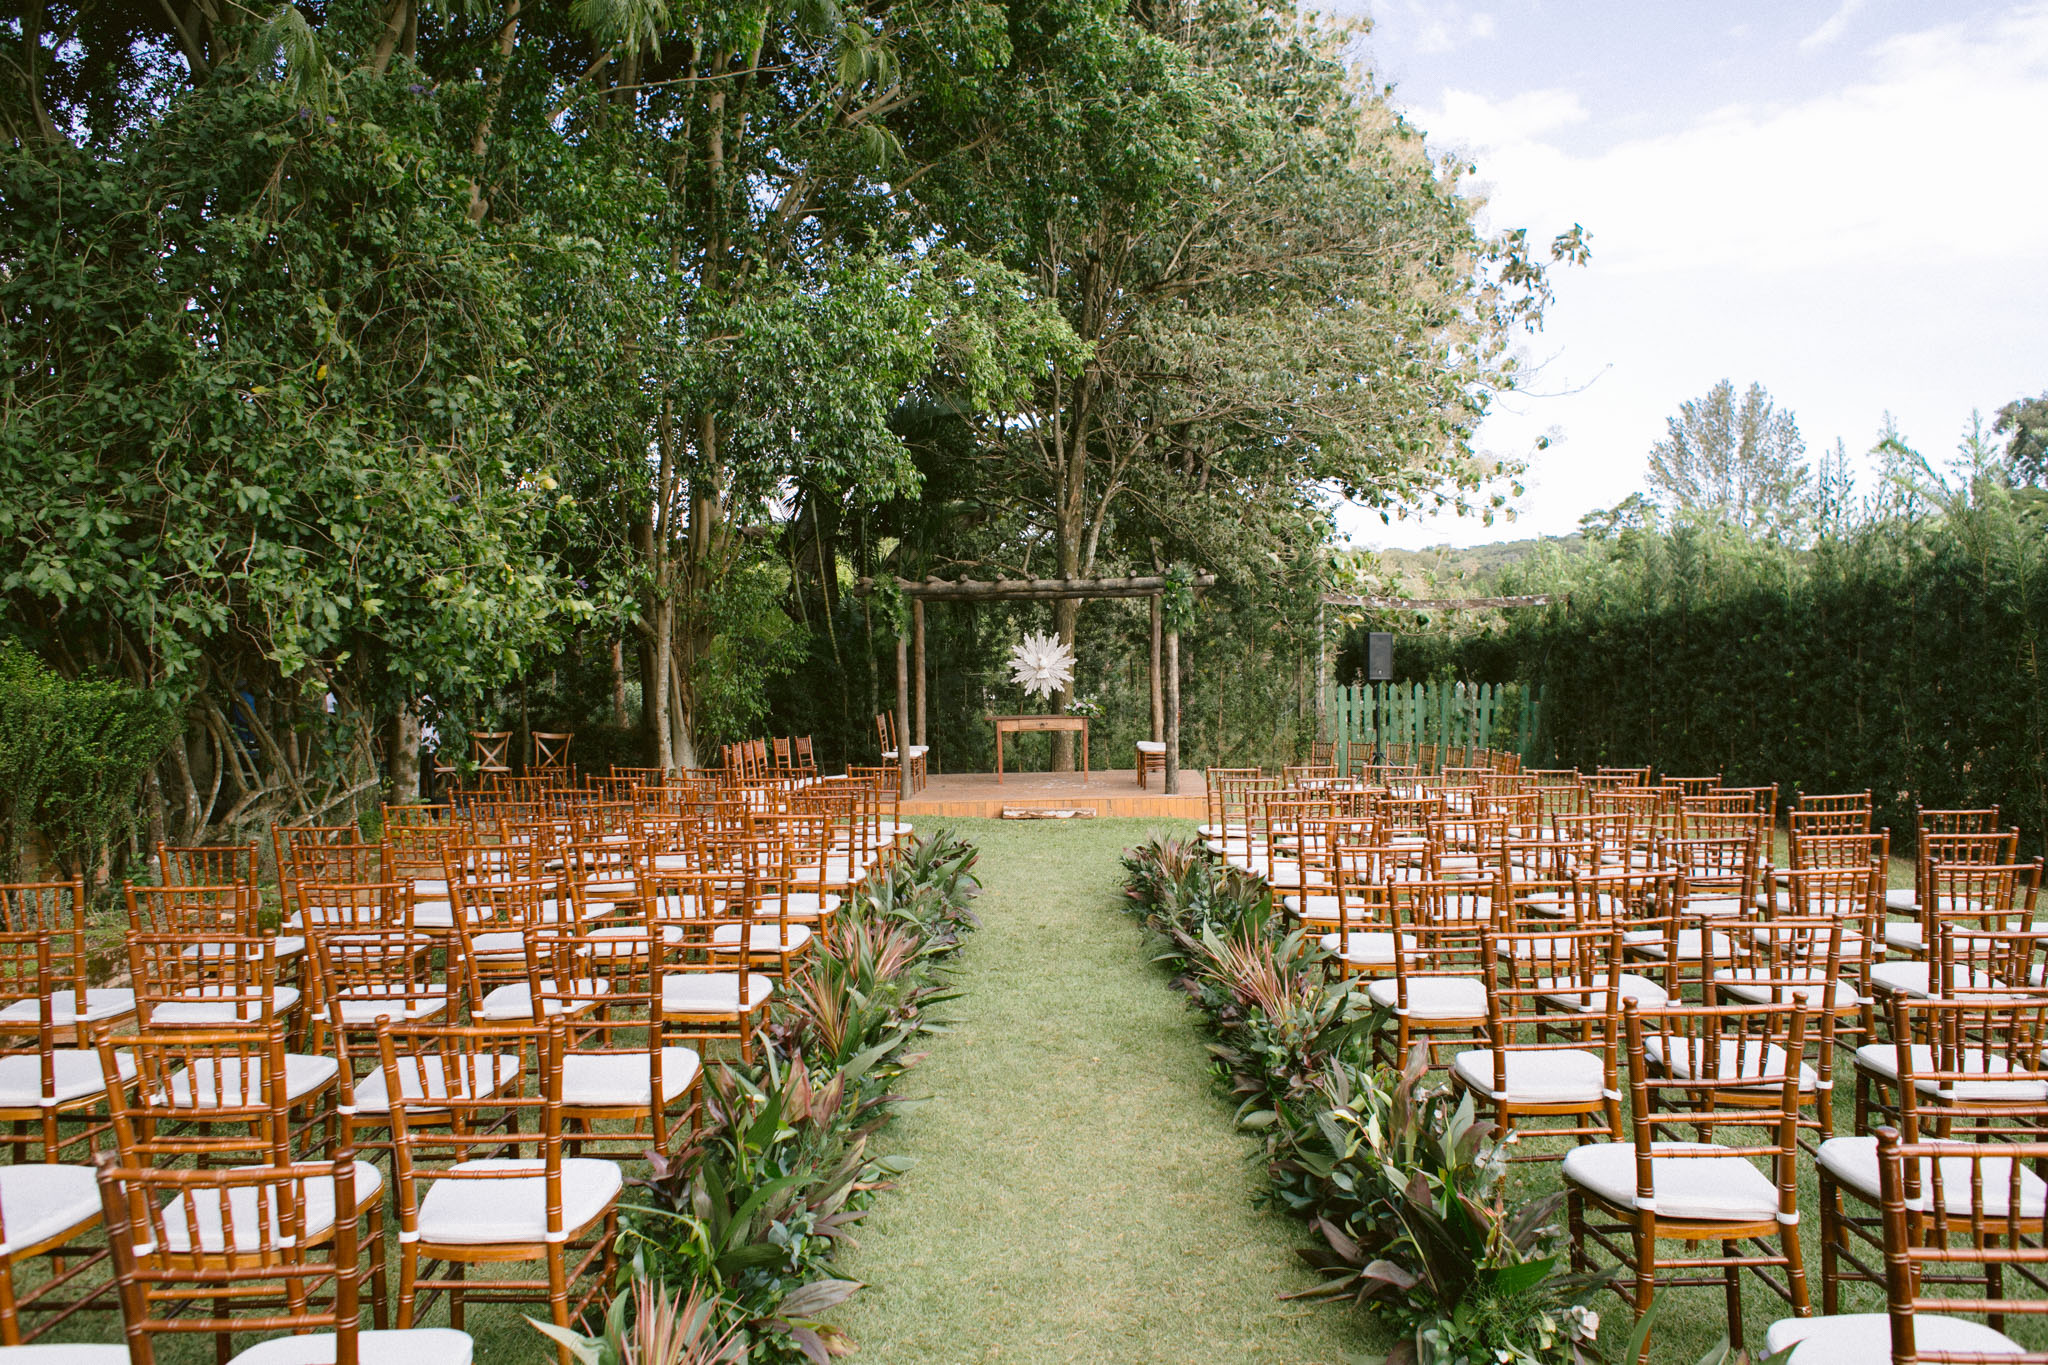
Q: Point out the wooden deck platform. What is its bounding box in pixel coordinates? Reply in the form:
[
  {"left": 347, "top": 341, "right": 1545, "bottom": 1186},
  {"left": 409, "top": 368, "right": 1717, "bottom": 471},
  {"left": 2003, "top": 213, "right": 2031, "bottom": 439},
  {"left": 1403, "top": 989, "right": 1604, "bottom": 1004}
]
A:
[{"left": 898, "top": 768, "right": 1205, "bottom": 820}]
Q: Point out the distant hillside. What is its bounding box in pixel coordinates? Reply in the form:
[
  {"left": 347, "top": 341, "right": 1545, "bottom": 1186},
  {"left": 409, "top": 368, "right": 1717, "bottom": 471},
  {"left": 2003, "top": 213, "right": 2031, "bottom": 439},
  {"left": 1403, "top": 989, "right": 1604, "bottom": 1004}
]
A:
[{"left": 1374, "top": 534, "right": 1585, "bottom": 596}]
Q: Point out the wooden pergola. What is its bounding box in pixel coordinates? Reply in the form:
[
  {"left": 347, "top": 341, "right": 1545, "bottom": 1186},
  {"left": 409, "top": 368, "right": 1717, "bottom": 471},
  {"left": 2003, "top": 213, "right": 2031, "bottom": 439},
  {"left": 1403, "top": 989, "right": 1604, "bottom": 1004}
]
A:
[{"left": 865, "top": 574, "right": 1217, "bottom": 798}]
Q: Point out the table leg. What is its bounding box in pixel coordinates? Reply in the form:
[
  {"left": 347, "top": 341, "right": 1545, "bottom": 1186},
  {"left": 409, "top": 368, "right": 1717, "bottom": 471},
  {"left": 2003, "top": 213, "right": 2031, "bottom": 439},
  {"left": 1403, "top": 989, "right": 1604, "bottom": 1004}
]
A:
[
  {"left": 1082, "top": 722, "right": 1089, "bottom": 784},
  {"left": 995, "top": 727, "right": 1004, "bottom": 784}
]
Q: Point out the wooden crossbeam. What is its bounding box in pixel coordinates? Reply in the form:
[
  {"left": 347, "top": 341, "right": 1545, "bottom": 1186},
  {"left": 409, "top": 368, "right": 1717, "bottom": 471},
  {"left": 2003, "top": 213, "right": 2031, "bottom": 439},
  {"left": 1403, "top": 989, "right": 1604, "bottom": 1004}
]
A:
[
  {"left": 862, "top": 574, "right": 1217, "bottom": 601},
  {"left": 1321, "top": 593, "right": 1554, "bottom": 610}
]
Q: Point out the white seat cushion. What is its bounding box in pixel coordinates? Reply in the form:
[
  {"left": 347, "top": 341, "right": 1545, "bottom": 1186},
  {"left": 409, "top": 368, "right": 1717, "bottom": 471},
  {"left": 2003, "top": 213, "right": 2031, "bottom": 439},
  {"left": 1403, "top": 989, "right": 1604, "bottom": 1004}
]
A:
[
  {"left": 1643, "top": 1036, "right": 1817, "bottom": 1091},
  {"left": 1318, "top": 931, "right": 1412, "bottom": 965},
  {"left": 229, "top": 1328, "right": 474, "bottom": 1365},
  {"left": 415, "top": 1158, "right": 623, "bottom": 1245},
  {"left": 1623, "top": 928, "right": 1733, "bottom": 961},
  {"left": 0, "top": 989, "right": 136, "bottom": 1028},
  {"left": 1134, "top": 741, "right": 1166, "bottom": 754},
  {"left": 710, "top": 923, "right": 814, "bottom": 953},
  {"left": 1562, "top": 1141, "right": 1781, "bottom": 1221},
  {"left": 466, "top": 930, "right": 527, "bottom": 958},
  {"left": 1883, "top": 888, "right": 1918, "bottom": 913},
  {"left": 150, "top": 985, "right": 301, "bottom": 1026},
  {"left": 1882, "top": 919, "right": 1923, "bottom": 952},
  {"left": 409, "top": 903, "right": 488, "bottom": 930},
  {"left": 1714, "top": 969, "right": 1861, "bottom": 1011},
  {"left": 661, "top": 973, "right": 775, "bottom": 1016},
  {"left": 0, "top": 1346, "right": 132, "bottom": 1363},
  {"left": 0, "top": 1049, "right": 136, "bottom": 1107},
  {"left": 0, "top": 1164, "right": 100, "bottom": 1255},
  {"left": 161, "top": 1053, "right": 339, "bottom": 1108},
  {"left": 1537, "top": 974, "right": 1670, "bottom": 1014},
  {"left": 1366, "top": 976, "right": 1487, "bottom": 1019},
  {"left": 1868, "top": 961, "right": 2004, "bottom": 998},
  {"left": 322, "top": 987, "right": 451, "bottom": 1027},
  {"left": 1452, "top": 1048, "right": 1609, "bottom": 1103},
  {"left": 1816, "top": 1135, "right": 2048, "bottom": 1216},
  {"left": 1765, "top": 1313, "right": 2024, "bottom": 1365},
  {"left": 1851, "top": 1043, "right": 2048, "bottom": 1101},
  {"left": 352, "top": 1054, "right": 521, "bottom": 1114},
  {"left": 562, "top": 1048, "right": 701, "bottom": 1107},
  {"left": 158, "top": 1161, "right": 383, "bottom": 1253},
  {"left": 762, "top": 892, "right": 840, "bottom": 920},
  {"left": 475, "top": 978, "right": 610, "bottom": 1021}
]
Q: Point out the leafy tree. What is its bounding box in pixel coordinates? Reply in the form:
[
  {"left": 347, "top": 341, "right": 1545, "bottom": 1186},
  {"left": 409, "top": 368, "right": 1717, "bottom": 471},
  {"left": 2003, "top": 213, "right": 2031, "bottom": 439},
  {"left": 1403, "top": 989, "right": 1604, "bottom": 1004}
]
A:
[
  {"left": 1644, "top": 379, "right": 1814, "bottom": 540},
  {"left": 1994, "top": 392, "right": 2048, "bottom": 486}
]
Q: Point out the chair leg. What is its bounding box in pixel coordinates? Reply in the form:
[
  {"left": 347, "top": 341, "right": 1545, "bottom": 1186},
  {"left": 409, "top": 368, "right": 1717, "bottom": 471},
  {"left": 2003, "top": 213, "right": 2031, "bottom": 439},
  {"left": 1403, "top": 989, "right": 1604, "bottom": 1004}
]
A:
[
  {"left": 1631, "top": 1218, "right": 1658, "bottom": 1365},
  {"left": 1818, "top": 1175, "right": 1842, "bottom": 1315},
  {"left": 367, "top": 1204, "right": 389, "bottom": 1330},
  {"left": 396, "top": 1243, "right": 419, "bottom": 1329},
  {"left": 1722, "top": 1239, "right": 1745, "bottom": 1350},
  {"left": 547, "top": 1246, "right": 572, "bottom": 1365},
  {"left": 1783, "top": 1215, "right": 1812, "bottom": 1316},
  {"left": 1567, "top": 1192, "right": 1589, "bottom": 1274}
]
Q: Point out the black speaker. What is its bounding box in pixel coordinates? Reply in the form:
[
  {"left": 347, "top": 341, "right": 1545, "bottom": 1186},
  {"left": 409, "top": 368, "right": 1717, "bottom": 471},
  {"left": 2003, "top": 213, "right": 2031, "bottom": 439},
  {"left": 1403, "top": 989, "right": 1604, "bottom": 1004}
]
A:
[{"left": 1365, "top": 632, "right": 1394, "bottom": 682}]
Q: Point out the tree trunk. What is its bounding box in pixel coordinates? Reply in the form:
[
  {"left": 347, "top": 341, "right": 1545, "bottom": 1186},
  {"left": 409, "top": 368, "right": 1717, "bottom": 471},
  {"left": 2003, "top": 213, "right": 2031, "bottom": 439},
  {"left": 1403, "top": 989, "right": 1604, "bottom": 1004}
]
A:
[
  {"left": 1164, "top": 628, "right": 1181, "bottom": 795},
  {"left": 388, "top": 703, "right": 421, "bottom": 803},
  {"left": 611, "top": 639, "right": 629, "bottom": 726}
]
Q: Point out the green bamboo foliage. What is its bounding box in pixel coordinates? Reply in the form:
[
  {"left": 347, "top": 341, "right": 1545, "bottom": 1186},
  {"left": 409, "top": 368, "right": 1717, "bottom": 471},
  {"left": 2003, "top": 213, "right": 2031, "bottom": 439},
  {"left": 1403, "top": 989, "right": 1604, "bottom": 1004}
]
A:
[{"left": 1390, "top": 493, "right": 2048, "bottom": 855}]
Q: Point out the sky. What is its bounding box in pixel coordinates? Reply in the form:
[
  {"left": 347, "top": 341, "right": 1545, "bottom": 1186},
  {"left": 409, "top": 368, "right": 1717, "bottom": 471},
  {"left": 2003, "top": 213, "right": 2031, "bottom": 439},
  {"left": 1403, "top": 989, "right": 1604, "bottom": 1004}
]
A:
[{"left": 1323, "top": 0, "right": 2048, "bottom": 550}]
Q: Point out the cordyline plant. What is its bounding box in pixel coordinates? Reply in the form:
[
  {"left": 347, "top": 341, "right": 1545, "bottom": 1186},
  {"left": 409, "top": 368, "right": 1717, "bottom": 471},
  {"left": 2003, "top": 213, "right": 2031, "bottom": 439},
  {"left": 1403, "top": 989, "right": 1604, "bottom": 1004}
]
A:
[
  {"left": 539, "top": 829, "right": 982, "bottom": 1365},
  {"left": 1120, "top": 837, "right": 1612, "bottom": 1365}
]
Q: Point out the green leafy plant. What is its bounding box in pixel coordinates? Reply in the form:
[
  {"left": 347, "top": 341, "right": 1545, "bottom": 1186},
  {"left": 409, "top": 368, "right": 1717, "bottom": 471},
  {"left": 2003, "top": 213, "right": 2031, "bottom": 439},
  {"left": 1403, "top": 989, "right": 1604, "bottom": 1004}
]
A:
[{"left": 528, "top": 1278, "right": 747, "bottom": 1365}]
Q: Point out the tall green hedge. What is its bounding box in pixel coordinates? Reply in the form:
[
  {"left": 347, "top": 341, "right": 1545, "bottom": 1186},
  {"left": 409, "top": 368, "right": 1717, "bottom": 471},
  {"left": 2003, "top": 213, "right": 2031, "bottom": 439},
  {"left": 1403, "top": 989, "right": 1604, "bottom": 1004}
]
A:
[
  {"left": 1399, "top": 500, "right": 2048, "bottom": 855},
  {"left": 0, "top": 645, "right": 177, "bottom": 886}
]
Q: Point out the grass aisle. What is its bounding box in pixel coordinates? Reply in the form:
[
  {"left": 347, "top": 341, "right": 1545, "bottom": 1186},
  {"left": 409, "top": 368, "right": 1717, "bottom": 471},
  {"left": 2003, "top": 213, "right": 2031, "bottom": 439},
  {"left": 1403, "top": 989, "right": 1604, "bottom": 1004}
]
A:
[{"left": 833, "top": 817, "right": 1377, "bottom": 1365}]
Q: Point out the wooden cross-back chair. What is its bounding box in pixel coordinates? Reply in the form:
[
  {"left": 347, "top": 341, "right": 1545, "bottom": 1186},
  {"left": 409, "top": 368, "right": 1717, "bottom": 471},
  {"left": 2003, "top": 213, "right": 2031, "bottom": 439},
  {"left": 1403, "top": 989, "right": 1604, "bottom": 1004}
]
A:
[
  {"left": 1567, "top": 1000, "right": 1814, "bottom": 1364},
  {"left": 531, "top": 730, "right": 574, "bottom": 771},
  {"left": 467, "top": 730, "right": 513, "bottom": 778},
  {"left": 96, "top": 1151, "right": 458, "bottom": 1362}
]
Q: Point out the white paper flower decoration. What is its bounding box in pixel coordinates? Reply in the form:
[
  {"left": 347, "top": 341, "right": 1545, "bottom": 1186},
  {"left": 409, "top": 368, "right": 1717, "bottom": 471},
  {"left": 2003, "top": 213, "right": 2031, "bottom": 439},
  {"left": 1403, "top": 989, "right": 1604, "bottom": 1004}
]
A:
[{"left": 1008, "top": 632, "right": 1076, "bottom": 701}]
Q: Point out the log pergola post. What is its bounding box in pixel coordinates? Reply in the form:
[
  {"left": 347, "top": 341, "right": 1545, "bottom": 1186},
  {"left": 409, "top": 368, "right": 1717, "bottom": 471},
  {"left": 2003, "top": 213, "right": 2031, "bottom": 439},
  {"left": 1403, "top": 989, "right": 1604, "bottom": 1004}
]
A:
[
  {"left": 1149, "top": 593, "right": 1164, "bottom": 743},
  {"left": 913, "top": 598, "right": 927, "bottom": 757},
  {"left": 1163, "top": 625, "right": 1181, "bottom": 795},
  {"left": 895, "top": 627, "right": 912, "bottom": 800}
]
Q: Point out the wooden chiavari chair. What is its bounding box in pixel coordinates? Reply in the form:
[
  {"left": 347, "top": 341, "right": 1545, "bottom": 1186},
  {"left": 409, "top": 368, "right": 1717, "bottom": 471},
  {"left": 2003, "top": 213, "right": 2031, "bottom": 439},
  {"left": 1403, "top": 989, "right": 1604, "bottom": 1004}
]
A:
[
  {"left": 0, "top": 924, "right": 128, "bottom": 1163},
  {"left": 1567, "top": 1000, "right": 1813, "bottom": 1362},
  {"left": 1769, "top": 1131, "right": 2048, "bottom": 1364},
  {"left": 1455, "top": 927, "right": 1624, "bottom": 1155},
  {"left": 379, "top": 1018, "right": 618, "bottom": 1358},
  {"left": 1367, "top": 880, "right": 1491, "bottom": 1066},
  {"left": 1885, "top": 829, "right": 2022, "bottom": 957},
  {"left": 1820, "top": 992, "right": 2048, "bottom": 1319},
  {"left": 1868, "top": 861, "right": 2044, "bottom": 1004},
  {"left": 657, "top": 871, "right": 774, "bottom": 1065},
  {"left": 0, "top": 879, "right": 133, "bottom": 1048},
  {"left": 96, "top": 1150, "right": 464, "bottom": 1363},
  {"left": 543, "top": 927, "right": 700, "bottom": 1158}
]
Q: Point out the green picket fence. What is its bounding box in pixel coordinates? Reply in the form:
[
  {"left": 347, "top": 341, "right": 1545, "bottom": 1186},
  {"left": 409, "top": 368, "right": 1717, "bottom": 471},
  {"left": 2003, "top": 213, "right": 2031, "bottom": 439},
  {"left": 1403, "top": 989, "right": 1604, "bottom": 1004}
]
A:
[{"left": 1324, "top": 681, "right": 1546, "bottom": 769}]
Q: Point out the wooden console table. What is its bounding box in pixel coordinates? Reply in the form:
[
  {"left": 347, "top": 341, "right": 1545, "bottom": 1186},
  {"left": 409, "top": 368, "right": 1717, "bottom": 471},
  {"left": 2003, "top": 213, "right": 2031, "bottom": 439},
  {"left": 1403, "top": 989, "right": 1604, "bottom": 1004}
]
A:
[{"left": 991, "top": 714, "right": 1089, "bottom": 784}]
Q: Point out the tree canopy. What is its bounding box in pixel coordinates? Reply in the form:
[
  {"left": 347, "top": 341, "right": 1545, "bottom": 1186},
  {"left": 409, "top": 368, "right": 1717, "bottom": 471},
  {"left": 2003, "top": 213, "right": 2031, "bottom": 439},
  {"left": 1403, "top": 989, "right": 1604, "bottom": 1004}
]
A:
[
  {"left": 1643, "top": 378, "right": 1813, "bottom": 540},
  {"left": 2, "top": 0, "right": 1576, "bottom": 846}
]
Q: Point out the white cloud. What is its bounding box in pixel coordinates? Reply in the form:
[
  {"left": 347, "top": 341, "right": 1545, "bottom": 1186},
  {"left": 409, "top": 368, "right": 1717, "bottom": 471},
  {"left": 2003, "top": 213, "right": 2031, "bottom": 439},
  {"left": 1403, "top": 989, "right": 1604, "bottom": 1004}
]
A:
[
  {"left": 1347, "top": 4, "right": 2048, "bottom": 550},
  {"left": 1801, "top": 0, "right": 1869, "bottom": 50},
  {"left": 1412, "top": 7, "right": 1499, "bottom": 56}
]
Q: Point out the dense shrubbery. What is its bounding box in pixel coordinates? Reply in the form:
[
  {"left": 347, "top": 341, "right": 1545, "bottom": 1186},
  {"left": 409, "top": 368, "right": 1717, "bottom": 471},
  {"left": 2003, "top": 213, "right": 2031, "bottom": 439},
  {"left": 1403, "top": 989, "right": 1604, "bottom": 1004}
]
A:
[
  {"left": 534, "top": 831, "right": 981, "bottom": 1365},
  {"left": 1373, "top": 475, "right": 2048, "bottom": 856},
  {"left": 1120, "top": 837, "right": 1607, "bottom": 1365},
  {"left": 0, "top": 645, "right": 177, "bottom": 888}
]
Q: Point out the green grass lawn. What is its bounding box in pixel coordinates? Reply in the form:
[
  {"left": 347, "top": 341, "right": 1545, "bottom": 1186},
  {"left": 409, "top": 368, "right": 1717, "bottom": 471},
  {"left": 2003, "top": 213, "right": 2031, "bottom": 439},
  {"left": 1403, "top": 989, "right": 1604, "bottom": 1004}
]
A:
[{"left": 831, "top": 817, "right": 1381, "bottom": 1365}]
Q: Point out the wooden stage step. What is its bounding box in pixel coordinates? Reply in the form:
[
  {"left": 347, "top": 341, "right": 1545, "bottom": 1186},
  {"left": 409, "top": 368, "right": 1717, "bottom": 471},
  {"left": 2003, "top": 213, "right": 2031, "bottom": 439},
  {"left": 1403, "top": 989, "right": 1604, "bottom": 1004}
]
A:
[{"left": 898, "top": 768, "right": 1204, "bottom": 820}]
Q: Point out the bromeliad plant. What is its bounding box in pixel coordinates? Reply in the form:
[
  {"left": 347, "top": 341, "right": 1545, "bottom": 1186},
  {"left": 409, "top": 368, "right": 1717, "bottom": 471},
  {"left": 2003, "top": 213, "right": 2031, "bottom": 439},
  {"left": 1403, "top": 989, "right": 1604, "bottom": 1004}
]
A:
[
  {"left": 535, "top": 829, "right": 981, "bottom": 1365},
  {"left": 1280, "top": 1047, "right": 1608, "bottom": 1365},
  {"left": 1121, "top": 837, "right": 1612, "bottom": 1365}
]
